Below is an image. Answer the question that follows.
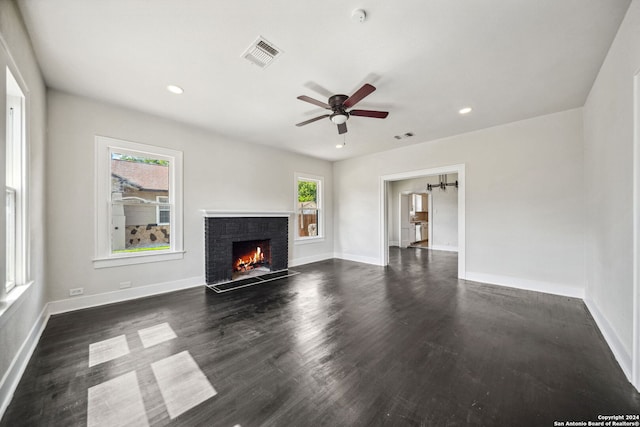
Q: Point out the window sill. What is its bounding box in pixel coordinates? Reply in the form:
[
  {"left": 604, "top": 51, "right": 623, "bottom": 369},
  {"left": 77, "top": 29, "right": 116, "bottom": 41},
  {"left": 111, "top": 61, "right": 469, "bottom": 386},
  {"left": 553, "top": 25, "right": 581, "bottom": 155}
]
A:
[
  {"left": 0, "top": 280, "right": 34, "bottom": 326},
  {"left": 93, "top": 251, "right": 185, "bottom": 269},
  {"left": 294, "top": 237, "right": 325, "bottom": 245}
]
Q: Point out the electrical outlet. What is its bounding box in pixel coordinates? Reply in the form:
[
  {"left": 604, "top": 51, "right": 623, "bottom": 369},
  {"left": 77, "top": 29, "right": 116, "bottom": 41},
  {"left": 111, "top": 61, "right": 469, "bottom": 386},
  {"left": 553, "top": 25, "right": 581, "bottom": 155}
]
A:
[
  {"left": 119, "top": 281, "right": 132, "bottom": 289},
  {"left": 69, "top": 287, "right": 84, "bottom": 296}
]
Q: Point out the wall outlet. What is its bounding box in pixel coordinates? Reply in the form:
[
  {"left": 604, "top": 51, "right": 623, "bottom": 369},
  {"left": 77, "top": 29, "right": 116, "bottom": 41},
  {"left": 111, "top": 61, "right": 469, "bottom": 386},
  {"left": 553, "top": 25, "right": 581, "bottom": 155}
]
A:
[
  {"left": 119, "top": 281, "right": 132, "bottom": 289},
  {"left": 69, "top": 287, "right": 84, "bottom": 296}
]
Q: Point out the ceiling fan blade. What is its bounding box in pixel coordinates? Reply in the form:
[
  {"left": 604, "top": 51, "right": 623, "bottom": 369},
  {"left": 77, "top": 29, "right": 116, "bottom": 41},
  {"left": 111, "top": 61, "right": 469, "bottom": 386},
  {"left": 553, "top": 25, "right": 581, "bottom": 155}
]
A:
[
  {"left": 349, "top": 109, "right": 389, "bottom": 119},
  {"left": 297, "top": 95, "right": 330, "bottom": 109},
  {"left": 343, "top": 83, "right": 376, "bottom": 108},
  {"left": 295, "top": 114, "right": 330, "bottom": 127},
  {"left": 337, "top": 122, "right": 347, "bottom": 135}
]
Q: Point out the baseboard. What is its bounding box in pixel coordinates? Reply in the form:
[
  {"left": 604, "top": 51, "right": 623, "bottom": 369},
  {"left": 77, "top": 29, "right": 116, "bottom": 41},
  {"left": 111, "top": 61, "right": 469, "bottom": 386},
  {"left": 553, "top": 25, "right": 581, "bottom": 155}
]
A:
[
  {"left": 465, "top": 272, "right": 585, "bottom": 299},
  {"left": 584, "top": 298, "right": 632, "bottom": 381},
  {"left": 289, "top": 252, "right": 334, "bottom": 267},
  {"left": 0, "top": 303, "right": 49, "bottom": 420},
  {"left": 430, "top": 245, "right": 459, "bottom": 252},
  {"left": 48, "top": 276, "right": 205, "bottom": 315},
  {"left": 334, "top": 252, "right": 383, "bottom": 266}
]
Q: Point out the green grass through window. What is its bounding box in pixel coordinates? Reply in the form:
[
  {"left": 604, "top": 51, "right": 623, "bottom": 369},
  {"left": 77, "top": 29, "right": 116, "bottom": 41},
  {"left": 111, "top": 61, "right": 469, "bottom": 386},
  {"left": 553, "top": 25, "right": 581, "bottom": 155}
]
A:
[{"left": 113, "top": 245, "right": 170, "bottom": 254}]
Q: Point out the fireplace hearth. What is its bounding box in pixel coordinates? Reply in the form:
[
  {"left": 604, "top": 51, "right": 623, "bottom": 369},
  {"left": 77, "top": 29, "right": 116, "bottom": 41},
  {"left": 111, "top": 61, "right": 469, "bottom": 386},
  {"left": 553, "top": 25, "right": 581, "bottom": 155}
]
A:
[{"left": 203, "top": 212, "right": 290, "bottom": 285}]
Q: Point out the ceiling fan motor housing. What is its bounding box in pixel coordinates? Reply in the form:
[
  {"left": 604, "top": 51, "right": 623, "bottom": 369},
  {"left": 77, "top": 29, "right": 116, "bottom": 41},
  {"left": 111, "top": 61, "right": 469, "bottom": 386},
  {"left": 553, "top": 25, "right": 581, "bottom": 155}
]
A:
[
  {"left": 328, "top": 94, "right": 349, "bottom": 124},
  {"left": 328, "top": 94, "right": 349, "bottom": 110}
]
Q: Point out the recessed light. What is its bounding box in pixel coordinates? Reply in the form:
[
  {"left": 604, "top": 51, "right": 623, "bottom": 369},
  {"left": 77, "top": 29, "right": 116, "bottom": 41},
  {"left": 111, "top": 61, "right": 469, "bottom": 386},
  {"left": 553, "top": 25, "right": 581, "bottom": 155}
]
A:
[
  {"left": 459, "top": 107, "right": 472, "bottom": 115},
  {"left": 166, "top": 85, "right": 184, "bottom": 94}
]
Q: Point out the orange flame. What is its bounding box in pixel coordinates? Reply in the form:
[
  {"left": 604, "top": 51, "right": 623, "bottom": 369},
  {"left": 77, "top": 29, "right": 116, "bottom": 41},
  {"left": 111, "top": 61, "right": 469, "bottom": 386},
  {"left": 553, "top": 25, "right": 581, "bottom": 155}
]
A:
[{"left": 235, "top": 247, "right": 265, "bottom": 271}]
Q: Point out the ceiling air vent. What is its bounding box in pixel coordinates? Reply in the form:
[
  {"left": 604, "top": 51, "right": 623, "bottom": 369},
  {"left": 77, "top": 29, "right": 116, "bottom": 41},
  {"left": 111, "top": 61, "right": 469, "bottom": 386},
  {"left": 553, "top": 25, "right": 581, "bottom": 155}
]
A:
[{"left": 242, "top": 36, "right": 282, "bottom": 69}]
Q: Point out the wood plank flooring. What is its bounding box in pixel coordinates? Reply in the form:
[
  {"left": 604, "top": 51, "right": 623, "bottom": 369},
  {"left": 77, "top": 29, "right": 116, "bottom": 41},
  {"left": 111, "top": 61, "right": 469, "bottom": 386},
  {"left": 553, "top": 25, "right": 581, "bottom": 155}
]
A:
[{"left": 2, "top": 248, "right": 639, "bottom": 426}]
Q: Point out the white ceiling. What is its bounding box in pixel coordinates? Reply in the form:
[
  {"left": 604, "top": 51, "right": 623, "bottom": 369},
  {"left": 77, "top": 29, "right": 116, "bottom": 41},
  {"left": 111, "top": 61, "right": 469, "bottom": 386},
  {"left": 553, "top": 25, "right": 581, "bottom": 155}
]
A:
[{"left": 17, "top": 0, "right": 630, "bottom": 161}]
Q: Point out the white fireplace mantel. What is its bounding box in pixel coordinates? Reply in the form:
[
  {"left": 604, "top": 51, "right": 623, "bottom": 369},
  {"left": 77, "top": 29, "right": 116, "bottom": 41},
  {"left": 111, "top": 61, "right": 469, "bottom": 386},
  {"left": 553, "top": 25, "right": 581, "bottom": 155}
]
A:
[{"left": 201, "top": 210, "right": 294, "bottom": 218}]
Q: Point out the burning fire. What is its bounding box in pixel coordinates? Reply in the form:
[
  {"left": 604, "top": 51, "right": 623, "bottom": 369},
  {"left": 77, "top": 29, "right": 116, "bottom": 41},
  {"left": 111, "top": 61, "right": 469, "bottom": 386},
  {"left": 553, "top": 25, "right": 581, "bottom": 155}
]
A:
[{"left": 235, "top": 246, "right": 265, "bottom": 272}]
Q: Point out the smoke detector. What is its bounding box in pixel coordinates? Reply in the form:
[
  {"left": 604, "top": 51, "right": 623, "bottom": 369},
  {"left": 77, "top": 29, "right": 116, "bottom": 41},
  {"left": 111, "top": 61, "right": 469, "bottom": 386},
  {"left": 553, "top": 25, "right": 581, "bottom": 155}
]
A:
[
  {"left": 242, "top": 36, "right": 283, "bottom": 69},
  {"left": 351, "top": 9, "right": 367, "bottom": 23}
]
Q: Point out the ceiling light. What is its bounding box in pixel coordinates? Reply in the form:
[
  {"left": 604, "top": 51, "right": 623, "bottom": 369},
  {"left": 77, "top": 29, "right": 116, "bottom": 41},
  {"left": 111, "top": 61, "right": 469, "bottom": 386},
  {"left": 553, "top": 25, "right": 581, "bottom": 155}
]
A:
[
  {"left": 330, "top": 113, "right": 348, "bottom": 124},
  {"left": 166, "top": 85, "right": 184, "bottom": 94},
  {"left": 459, "top": 107, "right": 472, "bottom": 115}
]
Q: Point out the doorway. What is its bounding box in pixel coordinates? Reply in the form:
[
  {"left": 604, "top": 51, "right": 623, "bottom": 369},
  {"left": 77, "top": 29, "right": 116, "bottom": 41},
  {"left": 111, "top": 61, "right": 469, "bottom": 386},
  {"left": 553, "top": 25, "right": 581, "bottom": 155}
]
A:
[
  {"left": 398, "top": 191, "right": 431, "bottom": 249},
  {"left": 379, "top": 164, "right": 466, "bottom": 279}
]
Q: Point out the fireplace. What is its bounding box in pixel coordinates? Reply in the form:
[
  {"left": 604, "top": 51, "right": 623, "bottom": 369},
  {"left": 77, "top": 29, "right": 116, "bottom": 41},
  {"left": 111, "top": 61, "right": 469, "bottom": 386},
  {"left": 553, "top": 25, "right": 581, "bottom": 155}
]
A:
[
  {"left": 204, "top": 212, "right": 290, "bottom": 284},
  {"left": 232, "top": 239, "right": 271, "bottom": 280}
]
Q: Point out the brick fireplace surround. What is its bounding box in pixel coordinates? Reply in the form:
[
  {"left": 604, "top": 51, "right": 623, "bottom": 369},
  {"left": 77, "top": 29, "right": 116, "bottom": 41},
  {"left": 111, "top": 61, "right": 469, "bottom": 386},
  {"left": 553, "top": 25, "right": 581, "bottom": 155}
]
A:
[{"left": 203, "top": 212, "right": 291, "bottom": 284}]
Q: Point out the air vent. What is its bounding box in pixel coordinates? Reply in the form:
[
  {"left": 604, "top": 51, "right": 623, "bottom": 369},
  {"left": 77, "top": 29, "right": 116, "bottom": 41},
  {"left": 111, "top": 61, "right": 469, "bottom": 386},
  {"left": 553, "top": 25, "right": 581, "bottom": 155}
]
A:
[
  {"left": 242, "top": 36, "right": 283, "bottom": 69},
  {"left": 394, "top": 132, "right": 415, "bottom": 141}
]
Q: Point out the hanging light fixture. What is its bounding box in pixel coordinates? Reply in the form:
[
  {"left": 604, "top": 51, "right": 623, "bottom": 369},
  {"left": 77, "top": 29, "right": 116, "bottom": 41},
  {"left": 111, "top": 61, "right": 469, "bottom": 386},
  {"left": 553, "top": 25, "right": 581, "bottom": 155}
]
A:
[{"left": 427, "top": 175, "right": 459, "bottom": 191}]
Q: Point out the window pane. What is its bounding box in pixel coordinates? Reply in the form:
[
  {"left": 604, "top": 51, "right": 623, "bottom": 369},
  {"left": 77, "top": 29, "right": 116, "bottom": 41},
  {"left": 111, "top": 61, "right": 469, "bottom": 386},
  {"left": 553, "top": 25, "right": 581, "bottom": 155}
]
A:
[
  {"left": 6, "top": 68, "right": 26, "bottom": 289},
  {"left": 111, "top": 152, "right": 169, "bottom": 204},
  {"left": 5, "top": 188, "right": 16, "bottom": 290},
  {"left": 297, "top": 180, "right": 317, "bottom": 204},
  {"left": 159, "top": 209, "right": 170, "bottom": 224},
  {"left": 297, "top": 209, "right": 318, "bottom": 238},
  {"left": 110, "top": 153, "right": 171, "bottom": 253},
  {"left": 112, "top": 202, "right": 171, "bottom": 253}
]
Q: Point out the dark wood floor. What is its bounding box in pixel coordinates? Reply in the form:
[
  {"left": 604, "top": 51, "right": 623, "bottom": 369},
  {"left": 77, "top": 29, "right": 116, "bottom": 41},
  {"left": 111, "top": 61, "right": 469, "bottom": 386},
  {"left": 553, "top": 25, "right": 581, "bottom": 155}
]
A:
[{"left": 2, "top": 248, "right": 639, "bottom": 426}]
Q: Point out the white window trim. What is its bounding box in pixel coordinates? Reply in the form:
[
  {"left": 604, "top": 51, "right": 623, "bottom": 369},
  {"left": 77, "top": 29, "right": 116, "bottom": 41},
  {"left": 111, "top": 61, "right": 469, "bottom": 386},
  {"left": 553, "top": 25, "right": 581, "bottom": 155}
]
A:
[
  {"left": 156, "top": 195, "right": 170, "bottom": 225},
  {"left": 294, "top": 172, "right": 324, "bottom": 243},
  {"left": 94, "top": 136, "right": 184, "bottom": 268}
]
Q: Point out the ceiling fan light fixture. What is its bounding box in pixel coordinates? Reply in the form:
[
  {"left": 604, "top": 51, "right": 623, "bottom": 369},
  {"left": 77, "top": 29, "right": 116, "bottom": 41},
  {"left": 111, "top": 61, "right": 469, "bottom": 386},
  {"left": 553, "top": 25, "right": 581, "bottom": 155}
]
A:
[{"left": 330, "top": 113, "right": 348, "bottom": 124}]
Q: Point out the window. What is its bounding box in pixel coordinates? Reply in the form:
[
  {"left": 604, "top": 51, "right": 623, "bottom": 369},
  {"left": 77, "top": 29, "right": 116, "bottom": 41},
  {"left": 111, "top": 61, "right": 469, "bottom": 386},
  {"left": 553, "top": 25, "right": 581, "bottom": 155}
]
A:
[
  {"left": 156, "top": 196, "right": 170, "bottom": 225},
  {"left": 5, "top": 68, "right": 27, "bottom": 292},
  {"left": 95, "top": 136, "right": 183, "bottom": 268},
  {"left": 295, "top": 173, "right": 323, "bottom": 241}
]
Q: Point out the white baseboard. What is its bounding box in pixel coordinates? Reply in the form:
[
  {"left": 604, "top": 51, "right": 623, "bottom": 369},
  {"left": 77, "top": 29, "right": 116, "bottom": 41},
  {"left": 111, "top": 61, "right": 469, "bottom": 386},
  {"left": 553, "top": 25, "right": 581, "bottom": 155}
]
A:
[
  {"left": 465, "top": 271, "right": 585, "bottom": 299},
  {"left": 0, "top": 304, "right": 49, "bottom": 420},
  {"left": 584, "top": 298, "right": 632, "bottom": 381},
  {"left": 289, "top": 252, "right": 334, "bottom": 267},
  {"left": 334, "top": 252, "right": 383, "bottom": 266},
  {"left": 430, "top": 245, "right": 459, "bottom": 252},
  {"left": 48, "top": 276, "right": 205, "bottom": 315}
]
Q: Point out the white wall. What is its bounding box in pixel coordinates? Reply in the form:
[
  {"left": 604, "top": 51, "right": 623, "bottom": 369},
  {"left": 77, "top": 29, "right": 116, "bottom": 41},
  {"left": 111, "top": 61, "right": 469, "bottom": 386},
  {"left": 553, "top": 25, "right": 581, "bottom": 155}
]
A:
[
  {"left": 0, "top": 0, "right": 47, "bottom": 415},
  {"left": 389, "top": 174, "right": 458, "bottom": 250},
  {"left": 583, "top": 0, "right": 640, "bottom": 379},
  {"left": 334, "top": 108, "right": 585, "bottom": 296},
  {"left": 430, "top": 176, "right": 458, "bottom": 250},
  {"left": 46, "top": 90, "right": 333, "bottom": 302}
]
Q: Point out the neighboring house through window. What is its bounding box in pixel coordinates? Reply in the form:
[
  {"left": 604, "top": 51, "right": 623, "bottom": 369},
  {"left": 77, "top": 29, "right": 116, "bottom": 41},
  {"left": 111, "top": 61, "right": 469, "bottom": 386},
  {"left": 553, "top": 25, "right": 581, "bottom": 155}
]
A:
[
  {"left": 95, "top": 136, "right": 183, "bottom": 268},
  {"left": 295, "top": 173, "right": 323, "bottom": 241}
]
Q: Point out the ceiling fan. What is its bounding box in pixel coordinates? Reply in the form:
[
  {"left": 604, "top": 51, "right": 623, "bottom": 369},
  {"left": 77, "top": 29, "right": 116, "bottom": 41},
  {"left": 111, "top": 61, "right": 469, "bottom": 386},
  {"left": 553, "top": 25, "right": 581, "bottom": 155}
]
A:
[{"left": 295, "top": 83, "right": 389, "bottom": 135}]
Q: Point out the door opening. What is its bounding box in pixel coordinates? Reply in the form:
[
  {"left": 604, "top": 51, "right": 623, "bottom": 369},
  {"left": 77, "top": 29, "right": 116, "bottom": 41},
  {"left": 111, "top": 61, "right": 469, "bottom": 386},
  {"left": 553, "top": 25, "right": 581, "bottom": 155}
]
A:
[{"left": 380, "top": 164, "right": 466, "bottom": 279}]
